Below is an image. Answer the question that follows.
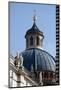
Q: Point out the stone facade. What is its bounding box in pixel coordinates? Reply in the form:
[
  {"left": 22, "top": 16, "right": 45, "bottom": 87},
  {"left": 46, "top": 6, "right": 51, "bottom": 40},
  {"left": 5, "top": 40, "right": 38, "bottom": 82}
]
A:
[{"left": 9, "top": 55, "right": 38, "bottom": 87}]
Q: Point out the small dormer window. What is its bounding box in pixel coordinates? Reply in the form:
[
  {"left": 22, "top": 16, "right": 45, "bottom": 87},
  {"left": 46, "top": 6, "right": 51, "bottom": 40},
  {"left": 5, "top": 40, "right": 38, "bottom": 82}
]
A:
[
  {"left": 37, "top": 36, "right": 39, "bottom": 45},
  {"left": 30, "top": 36, "right": 33, "bottom": 45}
]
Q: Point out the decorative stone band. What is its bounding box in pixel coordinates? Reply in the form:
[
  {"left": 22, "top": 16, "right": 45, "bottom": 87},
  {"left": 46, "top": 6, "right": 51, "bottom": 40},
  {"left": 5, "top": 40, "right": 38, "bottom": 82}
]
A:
[{"left": 55, "top": 5, "right": 60, "bottom": 85}]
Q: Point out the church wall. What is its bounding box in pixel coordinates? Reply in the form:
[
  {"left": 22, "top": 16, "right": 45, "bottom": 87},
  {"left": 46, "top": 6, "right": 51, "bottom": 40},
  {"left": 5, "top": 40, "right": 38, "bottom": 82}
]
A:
[
  {"left": 10, "top": 70, "right": 17, "bottom": 87},
  {"left": 10, "top": 69, "right": 34, "bottom": 87}
]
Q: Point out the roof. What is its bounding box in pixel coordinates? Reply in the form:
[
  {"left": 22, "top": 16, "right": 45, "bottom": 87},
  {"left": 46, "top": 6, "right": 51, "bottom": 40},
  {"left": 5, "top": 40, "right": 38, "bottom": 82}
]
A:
[
  {"left": 25, "top": 22, "right": 44, "bottom": 38},
  {"left": 21, "top": 48, "right": 55, "bottom": 72}
]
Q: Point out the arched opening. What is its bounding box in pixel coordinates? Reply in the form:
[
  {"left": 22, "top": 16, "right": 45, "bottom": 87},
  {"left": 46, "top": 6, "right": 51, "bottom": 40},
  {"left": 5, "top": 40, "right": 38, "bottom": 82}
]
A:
[
  {"left": 44, "top": 72, "right": 48, "bottom": 78},
  {"left": 50, "top": 73, "right": 53, "bottom": 78},
  {"left": 36, "top": 36, "right": 39, "bottom": 45},
  {"left": 30, "top": 36, "right": 33, "bottom": 46}
]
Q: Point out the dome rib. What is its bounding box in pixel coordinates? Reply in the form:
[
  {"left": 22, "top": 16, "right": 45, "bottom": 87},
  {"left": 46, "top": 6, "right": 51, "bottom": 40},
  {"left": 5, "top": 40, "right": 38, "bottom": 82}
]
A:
[
  {"left": 25, "top": 22, "right": 44, "bottom": 38},
  {"left": 21, "top": 48, "right": 55, "bottom": 72},
  {"left": 41, "top": 51, "right": 48, "bottom": 70},
  {"left": 44, "top": 52, "right": 53, "bottom": 71}
]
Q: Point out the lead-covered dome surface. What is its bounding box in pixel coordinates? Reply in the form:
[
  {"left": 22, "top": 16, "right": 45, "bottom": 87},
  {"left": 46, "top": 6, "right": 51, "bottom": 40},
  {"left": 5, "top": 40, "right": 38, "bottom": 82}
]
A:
[{"left": 21, "top": 48, "right": 55, "bottom": 72}]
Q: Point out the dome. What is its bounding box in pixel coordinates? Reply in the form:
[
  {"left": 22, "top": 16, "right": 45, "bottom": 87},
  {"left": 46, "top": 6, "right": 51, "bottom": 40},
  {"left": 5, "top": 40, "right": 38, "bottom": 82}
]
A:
[
  {"left": 25, "top": 22, "right": 44, "bottom": 38},
  {"left": 21, "top": 48, "right": 55, "bottom": 72}
]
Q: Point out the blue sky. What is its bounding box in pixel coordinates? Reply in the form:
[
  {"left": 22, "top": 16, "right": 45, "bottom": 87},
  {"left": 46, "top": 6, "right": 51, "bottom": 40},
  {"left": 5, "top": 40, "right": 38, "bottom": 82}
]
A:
[{"left": 10, "top": 2, "right": 56, "bottom": 57}]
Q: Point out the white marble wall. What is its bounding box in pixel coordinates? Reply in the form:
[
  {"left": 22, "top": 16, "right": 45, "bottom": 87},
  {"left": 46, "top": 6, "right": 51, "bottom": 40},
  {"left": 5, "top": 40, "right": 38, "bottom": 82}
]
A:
[{"left": 10, "top": 70, "right": 33, "bottom": 87}]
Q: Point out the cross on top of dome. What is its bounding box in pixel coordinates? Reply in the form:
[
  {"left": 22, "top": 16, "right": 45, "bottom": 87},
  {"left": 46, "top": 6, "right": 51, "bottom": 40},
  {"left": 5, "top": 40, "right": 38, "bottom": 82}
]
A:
[{"left": 32, "top": 10, "right": 37, "bottom": 23}]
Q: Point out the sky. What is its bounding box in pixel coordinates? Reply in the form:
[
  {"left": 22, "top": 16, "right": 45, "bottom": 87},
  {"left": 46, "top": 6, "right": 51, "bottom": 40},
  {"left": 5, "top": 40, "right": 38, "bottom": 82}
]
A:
[{"left": 9, "top": 2, "right": 56, "bottom": 57}]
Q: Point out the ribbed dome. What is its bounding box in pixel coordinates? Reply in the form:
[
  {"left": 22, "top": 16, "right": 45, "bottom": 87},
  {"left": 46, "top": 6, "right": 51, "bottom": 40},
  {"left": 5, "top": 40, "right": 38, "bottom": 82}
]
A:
[
  {"left": 25, "top": 22, "right": 44, "bottom": 38},
  {"left": 21, "top": 48, "right": 55, "bottom": 72}
]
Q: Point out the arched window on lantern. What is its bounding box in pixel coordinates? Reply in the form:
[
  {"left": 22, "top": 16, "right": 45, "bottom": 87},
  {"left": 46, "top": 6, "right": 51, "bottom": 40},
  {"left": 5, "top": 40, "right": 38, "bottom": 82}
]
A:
[
  {"left": 36, "top": 36, "right": 39, "bottom": 45},
  {"left": 30, "top": 36, "right": 33, "bottom": 46}
]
